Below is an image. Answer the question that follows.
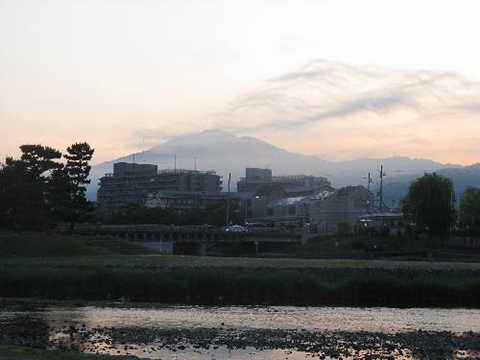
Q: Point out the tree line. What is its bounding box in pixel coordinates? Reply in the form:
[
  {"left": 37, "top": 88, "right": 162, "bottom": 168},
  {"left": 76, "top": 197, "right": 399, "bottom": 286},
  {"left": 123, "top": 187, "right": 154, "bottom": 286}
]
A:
[
  {"left": 92, "top": 202, "right": 243, "bottom": 227},
  {"left": 0, "top": 143, "right": 94, "bottom": 231},
  {"left": 403, "top": 173, "right": 480, "bottom": 236},
  {"left": 1, "top": 142, "right": 479, "bottom": 237}
]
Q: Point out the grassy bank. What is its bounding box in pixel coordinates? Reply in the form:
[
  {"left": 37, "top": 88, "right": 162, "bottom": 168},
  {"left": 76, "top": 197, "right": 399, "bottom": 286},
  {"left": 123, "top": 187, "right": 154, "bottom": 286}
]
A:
[
  {"left": 1, "top": 232, "right": 480, "bottom": 308},
  {"left": 284, "top": 235, "right": 480, "bottom": 262},
  {"left": 0, "top": 232, "right": 156, "bottom": 257},
  {"left": 1, "top": 266, "right": 480, "bottom": 308},
  {"left": 0, "top": 345, "right": 133, "bottom": 360}
]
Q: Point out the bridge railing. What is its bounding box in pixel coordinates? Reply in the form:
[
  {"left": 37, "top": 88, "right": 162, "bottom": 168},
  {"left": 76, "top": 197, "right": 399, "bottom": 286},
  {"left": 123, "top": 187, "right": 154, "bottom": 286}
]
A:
[{"left": 56, "top": 224, "right": 303, "bottom": 238}]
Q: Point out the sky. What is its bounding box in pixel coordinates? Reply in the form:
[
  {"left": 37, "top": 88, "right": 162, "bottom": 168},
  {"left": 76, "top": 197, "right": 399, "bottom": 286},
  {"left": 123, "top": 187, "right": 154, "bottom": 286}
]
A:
[{"left": 1, "top": 0, "right": 479, "bottom": 165}]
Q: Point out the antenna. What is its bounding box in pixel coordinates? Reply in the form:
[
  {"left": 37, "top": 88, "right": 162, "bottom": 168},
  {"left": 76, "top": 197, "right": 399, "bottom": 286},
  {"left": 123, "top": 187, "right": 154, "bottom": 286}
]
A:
[{"left": 194, "top": 157, "right": 197, "bottom": 171}]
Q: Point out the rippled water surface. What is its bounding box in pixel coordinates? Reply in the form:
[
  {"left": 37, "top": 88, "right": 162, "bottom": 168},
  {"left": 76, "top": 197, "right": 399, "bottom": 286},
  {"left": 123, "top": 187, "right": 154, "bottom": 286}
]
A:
[
  {"left": 37, "top": 305, "right": 480, "bottom": 332},
  {"left": 2, "top": 305, "right": 480, "bottom": 359}
]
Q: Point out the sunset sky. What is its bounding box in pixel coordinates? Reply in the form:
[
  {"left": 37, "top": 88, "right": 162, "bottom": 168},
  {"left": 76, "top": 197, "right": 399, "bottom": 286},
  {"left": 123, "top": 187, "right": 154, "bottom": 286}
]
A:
[{"left": 1, "top": 0, "right": 479, "bottom": 165}]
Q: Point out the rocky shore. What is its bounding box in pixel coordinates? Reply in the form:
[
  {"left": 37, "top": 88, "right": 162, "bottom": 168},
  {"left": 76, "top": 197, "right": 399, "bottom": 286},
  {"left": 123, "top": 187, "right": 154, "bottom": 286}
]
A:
[{"left": 1, "top": 317, "right": 479, "bottom": 360}]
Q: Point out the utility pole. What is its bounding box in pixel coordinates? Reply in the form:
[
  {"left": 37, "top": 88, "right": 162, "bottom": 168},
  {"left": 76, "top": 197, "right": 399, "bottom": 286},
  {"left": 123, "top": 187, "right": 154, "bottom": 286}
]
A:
[
  {"left": 366, "top": 172, "right": 372, "bottom": 213},
  {"left": 379, "top": 165, "right": 386, "bottom": 212},
  {"left": 174, "top": 155, "right": 177, "bottom": 171},
  {"left": 244, "top": 199, "right": 248, "bottom": 224},
  {"left": 226, "top": 172, "right": 231, "bottom": 227}
]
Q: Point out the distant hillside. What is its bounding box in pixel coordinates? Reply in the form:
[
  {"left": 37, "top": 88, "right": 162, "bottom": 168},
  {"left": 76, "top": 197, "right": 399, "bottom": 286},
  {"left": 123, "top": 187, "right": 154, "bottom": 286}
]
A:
[
  {"left": 87, "top": 130, "right": 473, "bottom": 202},
  {"left": 88, "top": 129, "right": 332, "bottom": 199},
  {"left": 381, "top": 163, "right": 480, "bottom": 206}
]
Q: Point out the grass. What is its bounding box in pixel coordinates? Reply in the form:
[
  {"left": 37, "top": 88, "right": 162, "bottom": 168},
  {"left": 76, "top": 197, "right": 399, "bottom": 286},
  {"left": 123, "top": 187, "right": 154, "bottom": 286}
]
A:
[
  {"left": 0, "top": 232, "right": 108, "bottom": 257},
  {"left": 0, "top": 232, "right": 156, "bottom": 257},
  {"left": 1, "top": 266, "right": 479, "bottom": 307},
  {"left": 1, "top": 232, "right": 480, "bottom": 307},
  {"left": 3, "top": 253, "right": 480, "bottom": 272},
  {"left": 0, "top": 345, "right": 131, "bottom": 360},
  {"left": 284, "top": 235, "right": 480, "bottom": 262}
]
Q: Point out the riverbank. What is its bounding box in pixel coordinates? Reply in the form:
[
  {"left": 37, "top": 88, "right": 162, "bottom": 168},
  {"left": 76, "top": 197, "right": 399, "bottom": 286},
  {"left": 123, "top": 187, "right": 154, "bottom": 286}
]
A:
[
  {"left": 2, "top": 233, "right": 480, "bottom": 307},
  {"left": 0, "top": 345, "right": 140, "bottom": 360},
  {"left": 1, "top": 259, "right": 480, "bottom": 307},
  {"left": 1, "top": 302, "right": 480, "bottom": 360}
]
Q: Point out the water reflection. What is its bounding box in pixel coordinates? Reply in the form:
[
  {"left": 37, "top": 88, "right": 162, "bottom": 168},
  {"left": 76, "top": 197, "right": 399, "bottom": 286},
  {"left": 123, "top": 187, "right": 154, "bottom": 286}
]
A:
[
  {"left": 37, "top": 305, "right": 480, "bottom": 333},
  {"left": 1, "top": 304, "right": 479, "bottom": 359},
  {"left": 0, "top": 313, "right": 50, "bottom": 349}
]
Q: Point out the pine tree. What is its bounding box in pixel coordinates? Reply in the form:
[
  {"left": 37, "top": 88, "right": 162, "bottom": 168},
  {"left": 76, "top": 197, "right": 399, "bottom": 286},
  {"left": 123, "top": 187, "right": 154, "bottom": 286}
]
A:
[
  {"left": 61, "top": 142, "right": 95, "bottom": 230},
  {"left": 0, "top": 145, "right": 62, "bottom": 230}
]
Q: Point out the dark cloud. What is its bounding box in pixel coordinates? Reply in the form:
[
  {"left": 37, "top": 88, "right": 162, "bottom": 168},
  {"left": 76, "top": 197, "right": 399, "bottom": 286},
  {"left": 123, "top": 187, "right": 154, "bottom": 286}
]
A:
[
  {"left": 458, "top": 103, "right": 480, "bottom": 112},
  {"left": 302, "top": 92, "right": 415, "bottom": 124},
  {"left": 225, "top": 91, "right": 416, "bottom": 132},
  {"left": 135, "top": 60, "right": 480, "bottom": 153},
  {"left": 214, "top": 60, "right": 480, "bottom": 134}
]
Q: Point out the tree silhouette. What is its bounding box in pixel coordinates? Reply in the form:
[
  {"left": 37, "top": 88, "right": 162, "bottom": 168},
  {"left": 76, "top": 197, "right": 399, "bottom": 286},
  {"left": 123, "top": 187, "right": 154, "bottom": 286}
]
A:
[
  {"left": 459, "top": 186, "right": 480, "bottom": 227},
  {"left": 48, "top": 143, "right": 95, "bottom": 231},
  {"left": 0, "top": 145, "right": 62, "bottom": 230},
  {"left": 403, "top": 173, "right": 455, "bottom": 236},
  {"left": 0, "top": 142, "right": 94, "bottom": 231}
]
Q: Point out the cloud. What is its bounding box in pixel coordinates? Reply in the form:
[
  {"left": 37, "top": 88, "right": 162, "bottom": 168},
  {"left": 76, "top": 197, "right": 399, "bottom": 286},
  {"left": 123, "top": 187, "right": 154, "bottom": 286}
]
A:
[
  {"left": 458, "top": 103, "right": 480, "bottom": 112},
  {"left": 302, "top": 92, "right": 415, "bottom": 124},
  {"left": 213, "top": 59, "right": 480, "bottom": 164},
  {"left": 126, "top": 59, "right": 480, "bottom": 165}
]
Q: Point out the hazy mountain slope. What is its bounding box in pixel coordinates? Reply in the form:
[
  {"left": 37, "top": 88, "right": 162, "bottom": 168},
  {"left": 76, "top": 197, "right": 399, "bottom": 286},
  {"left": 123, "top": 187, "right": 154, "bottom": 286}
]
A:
[
  {"left": 87, "top": 130, "right": 468, "bottom": 201},
  {"left": 380, "top": 163, "right": 480, "bottom": 206},
  {"left": 88, "top": 130, "right": 333, "bottom": 199}
]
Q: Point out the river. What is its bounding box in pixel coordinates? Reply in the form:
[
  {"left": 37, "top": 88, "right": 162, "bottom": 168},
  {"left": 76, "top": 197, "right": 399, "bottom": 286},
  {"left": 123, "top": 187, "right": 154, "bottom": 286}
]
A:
[{"left": 1, "top": 303, "right": 480, "bottom": 359}]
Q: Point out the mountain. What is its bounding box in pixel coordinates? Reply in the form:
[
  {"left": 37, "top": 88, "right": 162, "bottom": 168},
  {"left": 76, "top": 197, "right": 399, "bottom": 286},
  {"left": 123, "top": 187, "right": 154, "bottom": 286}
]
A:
[
  {"left": 87, "top": 129, "right": 332, "bottom": 199},
  {"left": 380, "top": 163, "right": 480, "bottom": 206},
  {"left": 87, "top": 130, "right": 476, "bottom": 203}
]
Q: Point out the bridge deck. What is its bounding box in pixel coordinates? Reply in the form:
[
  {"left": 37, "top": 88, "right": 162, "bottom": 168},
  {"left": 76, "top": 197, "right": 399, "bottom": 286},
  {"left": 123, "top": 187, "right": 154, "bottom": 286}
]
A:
[{"left": 61, "top": 224, "right": 303, "bottom": 244}]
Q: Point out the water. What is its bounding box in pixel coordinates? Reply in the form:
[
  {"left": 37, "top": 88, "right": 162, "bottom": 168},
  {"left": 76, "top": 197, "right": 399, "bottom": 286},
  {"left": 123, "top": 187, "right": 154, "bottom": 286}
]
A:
[{"left": 1, "top": 304, "right": 480, "bottom": 359}]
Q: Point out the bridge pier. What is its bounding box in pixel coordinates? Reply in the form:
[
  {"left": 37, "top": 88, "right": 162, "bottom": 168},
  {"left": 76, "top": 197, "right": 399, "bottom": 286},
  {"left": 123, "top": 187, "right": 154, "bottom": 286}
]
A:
[{"left": 198, "top": 243, "right": 207, "bottom": 256}]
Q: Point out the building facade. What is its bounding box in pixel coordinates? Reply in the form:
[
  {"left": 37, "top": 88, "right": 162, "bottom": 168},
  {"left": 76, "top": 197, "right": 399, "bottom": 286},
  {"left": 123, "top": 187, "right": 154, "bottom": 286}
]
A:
[
  {"left": 309, "top": 186, "right": 374, "bottom": 235},
  {"left": 145, "top": 191, "right": 234, "bottom": 212},
  {"left": 358, "top": 212, "right": 406, "bottom": 235},
  {"left": 237, "top": 167, "right": 331, "bottom": 195},
  {"left": 97, "top": 162, "right": 222, "bottom": 207}
]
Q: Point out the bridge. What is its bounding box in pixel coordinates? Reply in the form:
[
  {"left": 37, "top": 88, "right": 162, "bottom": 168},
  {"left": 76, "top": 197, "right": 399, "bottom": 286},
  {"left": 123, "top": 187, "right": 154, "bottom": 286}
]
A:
[{"left": 63, "top": 224, "right": 306, "bottom": 255}]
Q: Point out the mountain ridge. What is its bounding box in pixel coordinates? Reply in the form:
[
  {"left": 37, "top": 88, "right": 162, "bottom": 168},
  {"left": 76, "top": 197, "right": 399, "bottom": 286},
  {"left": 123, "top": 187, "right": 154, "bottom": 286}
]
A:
[{"left": 87, "top": 130, "right": 476, "bottom": 203}]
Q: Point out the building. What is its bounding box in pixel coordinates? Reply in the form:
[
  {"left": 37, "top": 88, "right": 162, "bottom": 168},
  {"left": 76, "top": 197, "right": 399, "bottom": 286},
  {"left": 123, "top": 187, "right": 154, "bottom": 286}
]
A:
[
  {"left": 358, "top": 212, "right": 406, "bottom": 235},
  {"left": 145, "top": 191, "right": 234, "bottom": 212},
  {"left": 264, "top": 196, "right": 310, "bottom": 226},
  {"left": 97, "top": 162, "right": 222, "bottom": 207},
  {"left": 272, "top": 175, "right": 332, "bottom": 196},
  {"left": 309, "top": 186, "right": 374, "bottom": 235},
  {"left": 236, "top": 168, "right": 273, "bottom": 192},
  {"left": 247, "top": 184, "right": 287, "bottom": 219},
  {"left": 240, "top": 184, "right": 309, "bottom": 227},
  {"left": 237, "top": 167, "right": 331, "bottom": 195}
]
